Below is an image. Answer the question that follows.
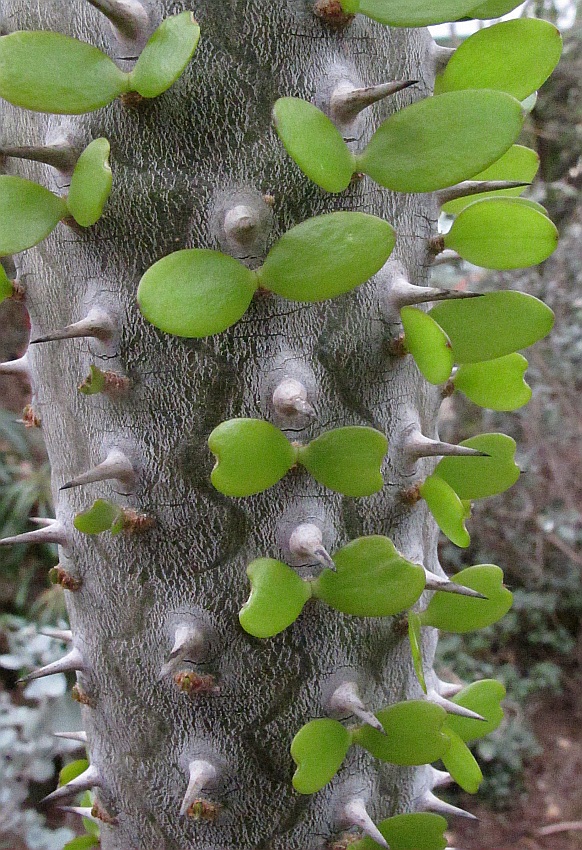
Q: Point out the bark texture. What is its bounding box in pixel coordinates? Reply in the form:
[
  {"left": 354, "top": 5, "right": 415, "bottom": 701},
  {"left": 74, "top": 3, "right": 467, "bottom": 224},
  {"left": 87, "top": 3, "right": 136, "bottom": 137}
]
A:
[{"left": 1, "top": 2, "right": 444, "bottom": 848}]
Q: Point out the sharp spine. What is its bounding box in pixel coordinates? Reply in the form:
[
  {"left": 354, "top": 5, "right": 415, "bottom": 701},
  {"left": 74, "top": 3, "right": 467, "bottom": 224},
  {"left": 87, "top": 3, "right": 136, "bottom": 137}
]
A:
[
  {"left": 18, "top": 647, "right": 85, "bottom": 683},
  {"left": 60, "top": 449, "right": 136, "bottom": 491},
  {"left": 417, "top": 791, "right": 478, "bottom": 820},
  {"left": 428, "top": 766, "right": 454, "bottom": 789},
  {"left": 387, "top": 277, "right": 480, "bottom": 312},
  {"left": 289, "top": 523, "right": 336, "bottom": 571},
  {"left": 330, "top": 79, "right": 417, "bottom": 123},
  {"left": 0, "top": 144, "right": 79, "bottom": 173},
  {"left": 405, "top": 430, "right": 487, "bottom": 461},
  {"left": 436, "top": 180, "right": 531, "bottom": 206},
  {"left": 180, "top": 760, "right": 218, "bottom": 817},
  {"left": 343, "top": 799, "right": 389, "bottom": 849},
  {"left": 41, "top": 764, "right": 102, "bottom": 805},
  {"left": 329, "top": 682, "right": 385, "bottom": 734},
  {"left": 0, "top": 519, "right": 68, "bottom": 548},
  {"left": 39, "top": 628, "right": 73, "bottom": 643},
  {"left": 427, "top": 689, "right": 485, "bottom": 721},
  {"left": 54, "top": 730, "right": 88, "bottom": 744},
  {"left": 58, "top": 805, "right": 100, "bottom": 824},
  {"left": 436, "top": 678, "right": 464, "bottom": 698},
  {"left": 31, "top": 308, "right": 116, "bottom": 345},
  {"left": 159, "top": 624, "right": 207, "bottom": 677},
  {"left": 85, "top": 0, "right": 151, "bottom": 48},
  {"left": 423, "top": 570, "right": 487, "bottom": 600},
  {"left": 272, "top": 378, "right": 315, "bottom": 419},
  {"left": 0, "top": 354, "right": 31, "bottom": 378}
]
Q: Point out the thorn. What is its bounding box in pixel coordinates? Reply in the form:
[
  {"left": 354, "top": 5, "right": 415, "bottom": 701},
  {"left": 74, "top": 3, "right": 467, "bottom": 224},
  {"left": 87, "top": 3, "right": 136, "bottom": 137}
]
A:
[
  {"left": 272, "top": 378, "right": 315, "bottom": 419},
  {"left": 29, "top": 517, "right": 56, "bottom": 528},
  {"left": 404, "top": 430, "right": 488, "bottom": 461},
  {"left": 159, "top": 624, "right": 207, "bottom": 677},
  {"left": 30, "top": 308, "right": 116, "bottom": 345},
  {"left": 39, "top": 628, "right": 73, "bottom": 643},
  {"left": 0, "top": 144, "right": 79, "bottom": 173},
  {"left": 57, "top": 805, "right": 100, "bottom": 824},
  {"left": 85, "top": 0, "right": 151, "bottom": 48},
  {"left": 60, "top": 449, "right": 136, "bottom": 492},
  {"left": 417, "top": 791, "right": 478, "bottom": 821},
  {"left": 343, "top": 799, "right": 389, "bottom": 849},
  {"left": 422, "top": 570, "right": 487, "bottom": 600},
  {"left": 428, "top": 766, "right": 454, "bottom": 789},
  {"left": 330, "top": 79, "right": 418, "bottom": 124},
  {"left": 0, "top": 354, "right": 31, "bottom": 378},
  {"left": 329, "top": 681, "right": 385, "bottom": 734},
  {"left": 432, "top": 42, "right": 455, "bottom": 73},
  {"left": 436, "top": 180, "right": 531, "bottom": 206},
  {"left": 223, "top": 204, "right": 262, "bottom": 247},
  {"left": 426, "top": 689, "right": 485, "bottom": 722},
  {"left": 18, "top": 647, "right": 85, "bottom": 683},
  {"left": 54, "top": 731, "right": 88, "bottom": 744},
  {"left": 179, "top": 760, "right": 218, "bottom": 817},
  {"left": 41, "top": 764, "right": 102, "bottom": 806},
  {"left": 289, "top": 523, "right": 336, "bottom": 571},
  {"left": 436, "top": 679, "right": 464, "bottom": 699},
  {"left": 0, "top": 520, "right": 68, "bottom": 548},
  {"left": 385, "top": 277, "right": 480, "bottom": 317}
]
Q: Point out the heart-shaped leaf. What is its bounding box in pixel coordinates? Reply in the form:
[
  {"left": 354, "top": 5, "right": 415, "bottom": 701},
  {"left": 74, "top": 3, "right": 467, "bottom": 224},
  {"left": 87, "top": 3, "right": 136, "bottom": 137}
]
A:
[
  {"left": 298, "top": 427, "right": 387, "bottom": 497},
  {"left": 239, "top": 559, "right": 312, "bottom": 638},
  {"left": 420, "top": 475, "right": 470, "bottom": 548},
  {"left": 258, "top": 212, "right": 395, "bottom": 301},
  {"left": 351, "top": 813, "right": 448, "bottom": 850},
  {"left": 66, "top": 138, "right": 112, "bottom": 227},
  {"left": 342, "top": 0, "right": 482, "bottom": 26},
  {"left": 312, "top": 536, "right": 425, "bottom": 616},
  {"left": 465, "top": 0, "right": 524, "bottom": 17},
  {"left": 443, "top": 198, "right": 558, "bottom": 270},
  {"left": 290, "top": 719, "right": 351, "bottom": 794},
  {"left": 137, "top": 249, "right": 258, "bottom": 338},
  {"left": 445, "top": 679, "right": 506, "bottom": 741},
  {"left": 273, "top": 98, "right": 355, "bottom": 193},
  {"left": 129, "top": 12, "right": 200, "bottom": 98},
  {"left": 353, "top": 701, "right": 449, "bottom": 765},
  {"left": 58, "top": 758, "right": 89, "bottom": 787},
  {"left": 454, "top": 353, "right": 532, "bottom": 411},
  {"left": 419, "top": 564, "right": 513, "bottom": 633},
  {"left": 441, "top": 728, "right": 483, "bottom": 794},
  {"left": 434, "top": 433, "right": 519, "bottom": 500},
  {"left": 401, "top": 307, "right": 454, "bottom": 385},
  {"left": 435, "top": 19, "right": 562, "bottom": 102},
  {"left": 442, "top": 144, "right": 539, "bottom": 215},
  {"left": 408, "top": 612, "right": 427, "bottom": 693},
  {"left": 74, "top": 499, "right": 123, "bottom": 535},
  {"left": 0, "top": 265, "right": 13, "bottom": 304},
  {"left": 358, "top": 90, "right": 523, "bottom": 193},
  {"left": 0, "top": 31, "right": 129, "bottom": 114},
  {"left": 208, "top": 419, "right": 297, "bottom": 497},
  {"left": 430, "top": 291, "right": 555, "bottom": 364},
  {"left": 0, "top": 176, "right": 67, "bottom": 256}
]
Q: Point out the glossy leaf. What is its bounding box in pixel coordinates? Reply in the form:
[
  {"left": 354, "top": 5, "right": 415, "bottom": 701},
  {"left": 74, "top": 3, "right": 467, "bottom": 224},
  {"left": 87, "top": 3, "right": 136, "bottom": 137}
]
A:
[
  {"left": 0, "top": 31, "right": 128, "bottom": 114},
  {"left": 454, "top": 353, "right": 532, "bottom": 411},
  {"left": 137, "top": 249, "right": 258, "bottom": 338},
  {"left": 444, "top": 198, "right": 558, "bottom": 270},
  {"left": 0, "top": 265, "right": 13, "bottom": 304},
  {"left": 419, "top": 564, "right": 513, "bottom": 633},
  {"left": 129, "top": 12, "right": 201, "bottom": 98},
  {"left": 74, "top": 499, "right": 122, "bottom": 535},
  {"left": 208, "top": 419, "right": 296, "bottom": 497},
  {"left": 258, "top": 212, "right": 395, "bottom": 301},
  {"left": 441, "top": 728, "right": 483, "bottom": 794},
  {"left": 430, "top": 291, "right": 555, "bottom": 364},
  {"left": 298, "top": 427, "right": 387, "bottom": 497},
  {"left": 313, "top": 536, "right": 425, "bottom": 616},
  {"left": 239, "top": 559, "right": 312, "bottom": 638},
  {"left": 0, "top": 176, "right": 67, "bottom": 256},
  {"left": 273, "top": 98, "right": 355, "bottom": 193},
  {"left": 435, "top": 19, "right": 562, "bottom": 101},
  {"left": 353, "top": 701, "right": 449, "bottom": 765},
  {"left": 66, "top": 138, "right": 112, "bottom": 227},
  {"left": 291, "top": 719, "right": 351, "bottom": 794},
  {"left": 351, "top": 813, "right": 447, "bottom": 850},
  {"left": 58, "top": 759, "right": 89, "bottom": 787},
  {"left": 420, "top": 475, "right": 470, "bottom": 548},
  {"left": 434, "top": 433, "right": 519, "bottom": 500},
  {"left": 445, "top": 679, "right": 506, "bottom": 742},
  {"left": 342, "top": 0, "right": 481, "bottom": 26},
  {"left": 401, "top": 307, "right": 454, "bottom": 385},
  {"left": 408, "top": 613, "right": 427, "bottom": 693},
  {"left": 358, "top": 90, "right": 523, "bottom": 193},
  {"left": 466, "top": 0, "right": 524, "bottom": 17}
]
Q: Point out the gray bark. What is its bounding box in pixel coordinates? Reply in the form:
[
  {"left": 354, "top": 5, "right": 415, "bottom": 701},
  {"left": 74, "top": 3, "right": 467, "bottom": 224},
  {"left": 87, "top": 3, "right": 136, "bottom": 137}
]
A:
[{"left": 1, "top": 2, "right": 444, "bottom": 848}]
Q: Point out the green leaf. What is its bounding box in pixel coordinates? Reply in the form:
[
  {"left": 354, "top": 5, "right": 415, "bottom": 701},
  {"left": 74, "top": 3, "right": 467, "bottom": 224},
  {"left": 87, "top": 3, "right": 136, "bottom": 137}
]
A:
[
  {"left": 358, "top": 90, "right": 523, "bottom": 193},
  {"left": 465, "top": 0, "right": 524, "bottom": 17},
  {"left": 130, "top": 12, "right": 201, "bottom": 99},
  {"left": 0, "top": 175, "right": 67, "bottom": 256},
  {"left": 401, "top": 307, "right": 454, "bottom": 385},
  {"left": 441, "top": 728, "right": 483, "bottom": 794},
  {"left": 445, "top": 679, "right": 506, "bottom": 742},
  {"left": 408, "top": 612, "right": 427, "bottom": 693},
  {"left": 419, "top": 564, "right": 513, "bottom": 633},
  {"left": 78, "top": 365, "right": 107, "bottom": 396},
  {"left": 291, "top": 719, "right": 351, "bottom": 794},
  {"left": 208, "top": 419, "right": 297, "bottom": 497},
  {"left": 239, "top": 559, "right": 312, "bottom": 638},
  {"left": 312, "top": 536, "right": 425, "bottom": 616},
  {"left": 454, "top": 353, "right": 532, "bottom": 411},
  {"left": 58, "top": 758, "right": 89, "bottom": 787},
  {"left": 298, "top": 427, "right": 387, "bottom": 497},
  {"left": 137, "top": 249, "right": 258, "bottom": 338},
  {"left": 74, "top": 499, "right": 123, "bottom": 535},
  {"left": 0, "top": 30, "right": 129, "bottom": 114},
  {"left": 66, "top": 138, "right": 112, "bottom": 227},
  {"left": 351, "top": 813, "right": 448, "bottom": 850},
  {"left": 443, "top": 198, "right": 558, "bottom": 270},
  {"left": 62, "top": 836, "right": 100, "bottom": 850},
  {"left": 420, "top": 475, "right": 470, "bottom": 548},
  {"left": 434, "top": 433, "right": 519, "bottom": 500},
  {"left": 353, "top": 701, "right": 449, "bottom": 765},
  {"left": 0, "top": 265, "right": 13, "bottom": 304},
  {"left": 435, "top": 19, "right": 562, "bottom": 101},
  {"left": 343, "top": 0, "right": 482, "bottom": 26},
  {"left": 430, "top": 291, "right": 555, "bottom": 364},
  {"left": 258, "top": 212, "right": 395, "bottom": 301},
  {"left": 273, "top": 98, "right": 355, "bottom": 192},
  {"left": 442, "top": 144, "right": 539, "bottom": 215}
]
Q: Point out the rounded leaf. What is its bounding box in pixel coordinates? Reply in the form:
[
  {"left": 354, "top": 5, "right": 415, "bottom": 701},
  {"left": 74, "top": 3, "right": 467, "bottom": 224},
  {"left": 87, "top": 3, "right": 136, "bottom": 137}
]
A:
[
  {"left": 137, "top": 249, "right": 258, "bottom": 338},
  {"left": 0, "top": 265, "right": 13, "bottom": 304},
  {"left": 454, "top": 353, "right": 532, "bottom": 411},
  {"left": 67, "top": 138, "right": 112, "bottom": 227},
  {"left": 58, "top": 758, "right": 89, "bottom": 787},
  {"left": 259, "top": 212, "right": 395, "bottom": 301},
  {"left": 435, "top": 19, "right": 562, "bottom": 101},
  {"left": 420, "top": 475, "right": 470, "bottom": 548},
  {"left": 434, "top": 432, "right": 519, "bottom": 500},
  {"left": 74, "top": 499, "right": 122, "bottom": 535},
  {"left": 358, "top": 90, "right": 523, "bottom": 193},
  {"left": 208, "top": 419, "right": 296, "bottom": 497},
  {"left": 430, "top": 291, "right": 555, "bottom": 363},
  {"left": 239, "top": 559, "right": 312, "bottom": 638},
  {"left": 445, "top": 679, "right": 506, "bottom": 742},
  {"left": 353, "top": 701, "right": 449, "bottom": 765},
  {"left": 408, "top": 612, "right": 427, "bottom": 693},
  {"left": 313, "top": 536, "right": 425, "bottom": 616},
  {"left": 291, "top": 719, "right": 351, "bottom": 794},
  {"left": 298, "top": 427, "right": 387, "bottom": 497},
  {"left": 345, "top": 0, "right": 482, "bottom": 26},
  {"left": 0, "top": 31, "right": 129, "bottom": 114},
  {"left": 441, "top": 729, "right": 483, "bottom": 794},
  {"left": 419, "top": 564, "right": 513, "bottom": 633},
  {"left": 444, "top": 198, "right": 558, "bottom": 270},
  {"left": 401, "top": 307, "right": 454, "bottom": 385},
  {"left": 0, "top": 175, "right": 67, "bottom": 256},
  {"left": 273, "top": 98, "right": 355, "bottom": 193},
  {"left": 130, "top": 12, "right": 201, "bottom": 99},
  {"left": 351, "top": 813, "right": 447, "bottom": 850},
  {"left": 466, "top": 0, "right": 524, "bottom": 17}
]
